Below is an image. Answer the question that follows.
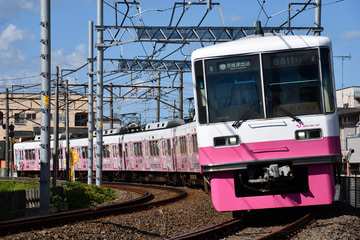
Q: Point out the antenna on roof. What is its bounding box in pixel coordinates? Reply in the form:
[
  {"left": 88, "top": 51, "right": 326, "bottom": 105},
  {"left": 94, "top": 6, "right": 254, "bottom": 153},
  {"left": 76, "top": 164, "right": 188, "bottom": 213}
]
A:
[{"left": 254, "top": 21, "right": 264, "bottom": 37}]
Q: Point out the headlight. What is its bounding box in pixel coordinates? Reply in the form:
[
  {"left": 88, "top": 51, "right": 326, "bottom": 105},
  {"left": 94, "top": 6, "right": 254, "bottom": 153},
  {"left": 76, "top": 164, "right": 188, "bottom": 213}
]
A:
[
  {"left": 295, "top": 129, "right": 322, "bottom": 140},
  {"left": 214, "top": 135, "right": 239, "bottom": 147},
  {"left": 296, "top": 131, "right": 307, "bottom": 140}
]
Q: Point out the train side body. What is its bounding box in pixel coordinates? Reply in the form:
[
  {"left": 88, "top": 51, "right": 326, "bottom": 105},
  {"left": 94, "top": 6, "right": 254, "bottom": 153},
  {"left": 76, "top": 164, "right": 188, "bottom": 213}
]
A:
[
  {"left": 13, "top": 121, "right": 199, "bottom": 177},
  {"left": 192, "top": 35, "right": 341, "bottom": 211}
]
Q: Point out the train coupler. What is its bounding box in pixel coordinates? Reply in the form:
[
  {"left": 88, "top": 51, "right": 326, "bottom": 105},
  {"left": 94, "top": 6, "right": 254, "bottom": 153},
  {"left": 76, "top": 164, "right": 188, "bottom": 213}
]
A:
[{"left": 248, "top": 164, "right": 293, "bottom": 183}]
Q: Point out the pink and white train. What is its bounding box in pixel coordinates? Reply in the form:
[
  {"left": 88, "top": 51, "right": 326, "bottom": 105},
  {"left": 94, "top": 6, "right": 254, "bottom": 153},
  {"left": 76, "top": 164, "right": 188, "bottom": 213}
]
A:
[
  {"left": 14, "top": 33, "right": 342, "bottom": 213},
  {"left": 191, "top": 34, "right": 342, "bottom": 211},
  {"left": 14, "top": 119, "right": 202, "bottom": 185}
]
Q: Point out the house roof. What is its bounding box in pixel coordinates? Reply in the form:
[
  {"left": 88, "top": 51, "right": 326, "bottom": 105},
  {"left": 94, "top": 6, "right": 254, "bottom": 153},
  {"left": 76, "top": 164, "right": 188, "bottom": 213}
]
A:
[{"left": 338, "top": 107, "right": 360, "bottom": 116}]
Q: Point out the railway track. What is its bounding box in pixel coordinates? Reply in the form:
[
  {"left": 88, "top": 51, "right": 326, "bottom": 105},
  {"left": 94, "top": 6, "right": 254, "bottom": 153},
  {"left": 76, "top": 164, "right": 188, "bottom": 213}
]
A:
[
  {"left": 170, "top": 209, "right": 314, "bottom": 240},
  {"left": 0, "top": 182, "right": 187, "bottom": 237}
]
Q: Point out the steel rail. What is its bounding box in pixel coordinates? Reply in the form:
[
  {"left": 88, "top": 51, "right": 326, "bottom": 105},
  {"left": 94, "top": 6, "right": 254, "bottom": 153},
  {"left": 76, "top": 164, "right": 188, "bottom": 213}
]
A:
[
  {"left": 170, "top": 212, "right": 313, "bottom": 240},
  {"left": 0, "top": 183, "right": 187, "bottom": 237},
  {"left": 169, "top": 218, "right": 244, "bottom": 240},
  {"left": 257, "top": 213, "right": 314, "bottom": 240}
]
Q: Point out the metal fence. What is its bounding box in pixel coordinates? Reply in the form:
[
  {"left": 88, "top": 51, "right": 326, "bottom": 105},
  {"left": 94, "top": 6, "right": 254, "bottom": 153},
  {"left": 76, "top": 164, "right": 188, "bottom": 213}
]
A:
[
  {"left": 0, "top": 188, "right": 40, "bottom": 209},
  {"left": 0, "top": 188, "right": 40, "bottom": 220},
  {"left": 339, "top": 177, "right": 360, "bottom": 208}
]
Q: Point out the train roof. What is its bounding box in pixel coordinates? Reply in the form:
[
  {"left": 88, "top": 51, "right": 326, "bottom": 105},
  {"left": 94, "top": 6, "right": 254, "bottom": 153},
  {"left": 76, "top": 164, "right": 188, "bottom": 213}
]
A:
[
  {"left": 191, "top": 34, "right": 331, "bottom": 60},
  {"left": 24, "top": 119, "right": 189, "bottom": 142},
  {"left": 145, "top": 119, "right": 185, "bottom": 131}
]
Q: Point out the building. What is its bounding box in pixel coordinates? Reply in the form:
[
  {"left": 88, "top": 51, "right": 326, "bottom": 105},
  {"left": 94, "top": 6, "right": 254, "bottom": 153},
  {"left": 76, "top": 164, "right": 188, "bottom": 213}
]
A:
[
  {"left": 0, "top": 92, "right": 90, "bottom": 142},
  {"left": 336, "top": 87, "right": 360, "bottom": 149},
  {"left": 336, "top": 86, "right": 360, "bottom": 109}
]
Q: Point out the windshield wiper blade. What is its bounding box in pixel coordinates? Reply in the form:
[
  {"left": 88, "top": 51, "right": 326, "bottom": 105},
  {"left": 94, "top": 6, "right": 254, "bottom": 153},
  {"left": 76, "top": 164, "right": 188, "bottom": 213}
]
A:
[
  {"left": 274, "top": 105, "right": 303, "bottom": 124},
  {"left": 232, "top": 100, "right": 259, "bottom": 129}
]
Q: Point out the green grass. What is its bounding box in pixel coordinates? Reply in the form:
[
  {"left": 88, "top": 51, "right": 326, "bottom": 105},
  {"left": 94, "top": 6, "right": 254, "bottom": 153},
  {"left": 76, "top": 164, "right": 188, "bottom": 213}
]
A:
[
  {"left": 0, "top": 180, "right": 116, "bottom": 211},
  {"left": 0, "top": 180, "right": 39, "bottom": 192},
  {"left": 60, "top": 181, "right": 117, "bottom": 210}
]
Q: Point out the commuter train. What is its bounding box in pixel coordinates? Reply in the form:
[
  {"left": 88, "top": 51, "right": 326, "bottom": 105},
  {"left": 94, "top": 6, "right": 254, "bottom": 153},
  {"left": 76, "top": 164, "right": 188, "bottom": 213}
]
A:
[
  {"left": 14, "top": 119, "right": 202, "bottom": 186},
  {"left": 13, "top": 33, "right": 342, "bottom": 212},
  {"left": 191, "top": 33, "right": 342, "bottom": 211}
]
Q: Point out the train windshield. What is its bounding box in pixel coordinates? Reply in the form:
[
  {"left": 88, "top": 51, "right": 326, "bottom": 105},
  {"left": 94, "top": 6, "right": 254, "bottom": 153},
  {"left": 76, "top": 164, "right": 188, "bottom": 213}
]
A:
[
  {"left": 195, "top": 47, "right": 334, "bottom": 124},
  {"left": 263, "top": 49, "right": 323, "bottom": 119},
  {"left": 204, "top": 55, "right": 264, "bottom": 123}
]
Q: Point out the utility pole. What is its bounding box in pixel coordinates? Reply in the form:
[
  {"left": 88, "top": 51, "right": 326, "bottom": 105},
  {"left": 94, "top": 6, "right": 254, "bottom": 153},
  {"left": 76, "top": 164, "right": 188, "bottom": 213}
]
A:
[
  {"left": 110, "top": 83, "right": 113, "bottom": 129},
  {"left": 5, "top": 88, "right": 9, "bottom": 177},
  {"left": 9, "top": 126, "right": 13, "bottom": 177},
  {"left": 179, "top": 71, "right": 183, "bottom": 119},
  {"left": 40, "top": 0, "right": 51, "bottom": 216},
  {"left": 96, "top": 0, "right": 104, "bottom": 187},
  {"left": 314, "top": 0, "right": 321, "bottom": 36},
  {"left": 88, "top": 21, "right": 94, "bottom": 185},
  {"left": 52, "top": 66, "right": 59, "bottom": 188},
  {"left": 157, "top": 73, "right": 160, "bottom": 122},
  {"left": 65, "top": 79, "right": 70, "bottom": 181},
  {"left": 334, "top": 55, "right": 351, "bottom": 105},
  {"left": 173, "top": 100, "right": 176, "bottom": 119}
]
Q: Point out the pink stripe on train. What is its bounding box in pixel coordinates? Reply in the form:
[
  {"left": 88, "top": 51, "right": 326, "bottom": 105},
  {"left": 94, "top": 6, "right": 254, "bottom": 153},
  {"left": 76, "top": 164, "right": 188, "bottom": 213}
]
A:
[{"left": 199, "top": 136, "right": 341, "bottom": 166}]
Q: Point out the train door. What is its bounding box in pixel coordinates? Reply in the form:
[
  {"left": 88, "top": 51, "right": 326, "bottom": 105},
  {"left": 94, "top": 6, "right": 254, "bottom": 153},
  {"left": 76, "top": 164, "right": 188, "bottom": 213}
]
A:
[
  {"left": 112, "top": 144, "right": 120, "bottom": 170},
  {"left": 15, "top": 148, "right": 24, "bottom": 171},
  {"left": 178, "top": 135, "right": 189, "bottom": 171},
  {"left": 124, "top": 143, "right": 130, "bottom": 170},
  {"left": 118, "top": 143, "right": 124, "bottom": 170},
  {"left": 172, "top": 137, "right": 178, "bottom": 171},
  {"left": 190, "top": 134, "right": 200, "bottom": 171},
  {"left": 130, "top": 142, "right": 142, "bottom": 170},
  {"left": 129, "top": 143, "right": 135, "bottom": 169},
  {"left": 80, "top": 146, "right": 88, "bottom": 170},
  {"left": 144, "top": 141, "right": 150, "bottom": 169},
  {"left": 23, "top": 149, "right": 35, "bottom": 170},
  {"left": 149, "top": 140, "right": 161, "bottom": 170},
  {"left": 102, "top": 144, "right": 112, "bottom": 170},
  {"left": 161, "top": 139, "right": 172, "bottom": 171}
]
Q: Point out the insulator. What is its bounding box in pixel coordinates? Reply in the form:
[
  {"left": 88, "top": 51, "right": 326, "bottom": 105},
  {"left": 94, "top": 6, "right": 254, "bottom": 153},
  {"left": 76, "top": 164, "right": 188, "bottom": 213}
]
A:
[
  {"left": 40, "top": 54, "right": 49, "bottom": 59},
  {"left": 39, "top": 21, "right": 48, "bottom": 27}
]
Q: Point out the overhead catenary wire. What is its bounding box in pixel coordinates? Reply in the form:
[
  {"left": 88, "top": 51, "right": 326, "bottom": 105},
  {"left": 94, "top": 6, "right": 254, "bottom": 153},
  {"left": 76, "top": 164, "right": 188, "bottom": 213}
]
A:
[{"left": 5, "top": 1, "right": 347, "bottom": 122}]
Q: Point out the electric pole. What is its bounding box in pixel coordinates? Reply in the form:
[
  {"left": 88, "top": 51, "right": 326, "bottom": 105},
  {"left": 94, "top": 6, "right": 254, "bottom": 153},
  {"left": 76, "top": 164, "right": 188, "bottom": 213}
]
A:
[
  {"left": 96, "top": 0, "right": 104, "bottom": 187},
  {"left": 52, "top": 66, "right": 59, "bottom": 188},
  {"left": 179, "top": 71, "right": 183, "bottom": 119},
  {"left": 65, "top": 79, "right": 70, "bottom": 181},
  {"left": 40, "top": 0, "right": 51, "bottom": 216},
  {"left": 157, "top": 73, "right": 160, "bottom": 122},
  {"left": 88, "top": 21, "right": 94, "bottom": 185},
  {"left": 334, "top": 55, "right": 351, "bottom": 105},
  {"left": 5, "top": 88, "right": 9, "bottom": 177}
]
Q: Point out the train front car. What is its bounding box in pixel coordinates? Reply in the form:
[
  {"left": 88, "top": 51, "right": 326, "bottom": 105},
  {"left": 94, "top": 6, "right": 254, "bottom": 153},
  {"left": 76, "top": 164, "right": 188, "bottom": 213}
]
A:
[{"left": 191, "top": 35, "right": 341, "bottom": 211}]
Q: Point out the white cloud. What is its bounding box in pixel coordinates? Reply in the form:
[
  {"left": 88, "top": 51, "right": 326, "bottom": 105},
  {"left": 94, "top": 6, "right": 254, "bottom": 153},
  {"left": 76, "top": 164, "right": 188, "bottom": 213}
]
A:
[
  {"left": 0, "top": 47, "right": 26, "bottom": 64},
  {"left": 0, "top": 0, "right": 39, "bottom": 22},
  {"left": 52, "top": 44, "right": 88, "bottom": 70},
  {"left": 224, "top": 14, "right": 243, "bottom": 23},
  {"left": 19, "top": 0, "right": 38, "bottom": 11},
  {"left": 0, "top": 24, "right": 28, "bottom": 69},
  {"left": 0, "top": 24, "right": 26, "bottom": 50},
  {"left": 338, "top": 30, "right": 360, "bottom": 40}
]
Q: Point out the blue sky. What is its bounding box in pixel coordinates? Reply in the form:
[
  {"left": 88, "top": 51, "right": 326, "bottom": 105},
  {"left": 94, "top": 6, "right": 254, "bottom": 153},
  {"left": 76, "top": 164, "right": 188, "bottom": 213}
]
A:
[{"left": 0, "top": 0, "right": 359, "bottom": 123}]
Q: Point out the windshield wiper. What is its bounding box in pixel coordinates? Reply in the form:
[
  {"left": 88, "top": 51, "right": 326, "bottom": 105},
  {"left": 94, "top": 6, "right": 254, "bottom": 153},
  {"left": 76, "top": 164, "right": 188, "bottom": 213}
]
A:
[
  {"left": 232, "top": 99, "right": 259, "bottom": 129},
  {"left": 273, "top": 104, "right": 303, "bottom": 125}
]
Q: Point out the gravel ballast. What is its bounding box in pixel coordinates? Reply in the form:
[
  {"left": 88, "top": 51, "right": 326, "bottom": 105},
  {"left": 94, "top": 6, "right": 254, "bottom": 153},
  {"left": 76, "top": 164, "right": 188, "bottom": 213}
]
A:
[{"left": 3, "top": 187, "right": 360, "bottom": 239}]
